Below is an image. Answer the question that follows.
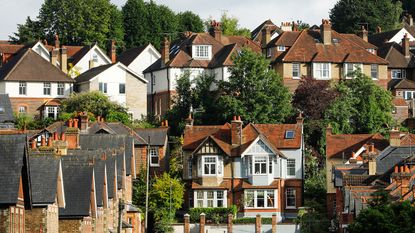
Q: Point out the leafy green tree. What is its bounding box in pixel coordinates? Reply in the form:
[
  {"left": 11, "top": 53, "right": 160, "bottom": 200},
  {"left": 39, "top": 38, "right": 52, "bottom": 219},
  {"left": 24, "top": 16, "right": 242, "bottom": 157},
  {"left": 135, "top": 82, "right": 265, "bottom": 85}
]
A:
[
  {"left": 219, "top": 13, "right": 251, "bottom": 37},
  {"left": 10, "top": 17, "right": 44, "bottom": 43},
  {"left": 177, "top": 11, "right": 204, "bottom": 33},
  {"left": 330, "top": 0, "right": 402, "bottom": 33},
  {"left": 132, "top": 171, "right": 147, "bottom": 210},
  {"left": 11, "top": 0, "right": 124, "bottom": 47},
  {"left": 61, "top": 91, "right": 131, "bottom": 124},
  {"left": 325, "top": 71, "right": 393, "bottom": 134},
  {"left": 218, "top": 48, "right": 293, "bottom": 123}
]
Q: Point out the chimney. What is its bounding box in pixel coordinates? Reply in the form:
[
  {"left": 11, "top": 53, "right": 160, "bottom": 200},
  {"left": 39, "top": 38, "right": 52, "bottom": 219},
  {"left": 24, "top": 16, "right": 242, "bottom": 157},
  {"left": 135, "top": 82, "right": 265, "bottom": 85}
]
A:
[
  {"left": 47, "top": 138, "right": 53, "bottom": 147},
  {"left": 261, "top": 26, "right": 271, "bottom": 49},
  {"left": 54, "top": 34, "right": 60, "bottom": 48},
  {"left": 231, "top": 116, "right": 243, "bottom": 146},
  {"left": 80, "top": 112, "right": 89, "bottom": 131},
  {"left": 320, "top": 19, "right": 332, "bottom": 45},
  {"left": 185, "top": 114, "right": 194, "bottom": 128},
  {"left": 53, "top": 132, "right": 58, "bottom": 141},
  {"left": 292, "top": 21, "right": 299, "bottom": 32},
  {"left": 358, "top": 26, "right": 368, "bottom": 42},
  {"left": 280, "top": 22, "right": 292, "bottom": 32},
  {"left": 161, "top": 37, "right": 170, "bottom": 66},
  {"left": 60, "top": 46, "right": 67, "bottom": 73},
  {"left": 376, "top": 26, "right": 382, "bottom": 33},
  {"left": 209, "top": 20, "right": 222, "bottom": 42},
  {"left": 73, "top": 119, "right": 79, "bottom": 128},
  {"left": 409, "top": 15, "right": 413, "bottom": 26},
  {"left": 368, "top": 154, "right": 376, "bottom": 175},
  {"left": 326, "top": 124, "right": 333, "bottom": 136},
  {"left": 31, "top": 140, "right": 36, "bottom": 149},
  {"left": 389, "top": 128, "right": 401, "bottom": 147},
  {"left": 41, "top": 136, "right": 46, "bottom": 147},
  {"left": 296, "top": 112, "right": 304, "bottom": 125},
  {"left": 51, "top": 49, "right": 59, "bottom": 67},
  {"left": 402, "top": 34, "right": 410, "bottom": 58},
  {"left": 65, "top": 119, "right": 80, "bottom": 149},
  {"left": 109, "top": 40, "right": 116, "bottom": 64}
]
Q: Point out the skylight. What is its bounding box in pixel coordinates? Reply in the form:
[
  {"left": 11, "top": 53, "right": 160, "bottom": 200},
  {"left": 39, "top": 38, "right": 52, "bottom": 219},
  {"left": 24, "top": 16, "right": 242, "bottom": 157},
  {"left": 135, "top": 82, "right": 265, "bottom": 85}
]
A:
[{"left": 285, "top": 130, "right": 295, "bottom": 139}]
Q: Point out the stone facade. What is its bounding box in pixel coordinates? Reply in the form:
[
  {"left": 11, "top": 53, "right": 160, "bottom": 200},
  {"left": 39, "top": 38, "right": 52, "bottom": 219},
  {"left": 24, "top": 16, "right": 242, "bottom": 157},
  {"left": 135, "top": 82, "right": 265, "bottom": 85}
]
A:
[
  {"left": 25, "top": 203, "right": 59, "bottom": 233},
  {"left": 126, "top": 72, "right": 147, "bottom": 119}
]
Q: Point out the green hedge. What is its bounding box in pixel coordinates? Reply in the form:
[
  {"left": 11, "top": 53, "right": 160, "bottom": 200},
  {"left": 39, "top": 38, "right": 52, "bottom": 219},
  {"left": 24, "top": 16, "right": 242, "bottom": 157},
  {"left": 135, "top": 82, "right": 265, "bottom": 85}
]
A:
[
  {"left": 233, "top": 217, "right": 273, "bottom": 224},
  {"left": 189, "top": 206, "right": 237, "bottom": 223}
]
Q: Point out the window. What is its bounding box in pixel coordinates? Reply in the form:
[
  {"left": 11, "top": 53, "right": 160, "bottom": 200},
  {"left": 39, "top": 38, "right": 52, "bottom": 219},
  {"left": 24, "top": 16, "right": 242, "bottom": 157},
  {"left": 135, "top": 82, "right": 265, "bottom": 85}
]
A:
[
  {"left": 254, "top": 156, "right": 267, "bottom": 174},
  {"left": 194, "top": 190, "right": 226, "bottom": 208},
  {"left": 313, "top": 63, "right": 331, "bottom": 79},
  {"left": 286, "top": 188, "right": 296, "bottom": 208},
  {"left": 404, "top": 91, "right": 415, "bottom": 100},
  {"left": 99, "top": 82, "right": 107, "bottom": 94},
  {"left": 93, "top": 54, "right": 98, "bottom": 63},
  {"left": 285, "top": 130, "right": 295, "bottom": 139},
  {"left": 244, "top": 189, "right": 276, "bottom": 208},
  {"left": 266, "top": 48, "right": 272, "bottom": 58},
  {"left": 45, "top": 106, "right": 58, "bottom": 120},
  {"left": 287, "top": 159, "right": 296, "bottom": 177},
  {"left": 292, "top": 63, "right": 300, "bottom": 79},
  {"left": 149, "top": 148, "right": 159, "bottom": 166},
  {"left": 119, "top": 83, "right": 125, "bottom": 94},
  {"left": 344, "top": 63, "right": 362, "bottom": 79},
  {"left": 371, "top": 64, "right": 378, "bottom": 79},
  {"left": 18, "top": 106, "right": 26, "bottom": 114},
  {"left": 19, "top": 82, "right": 26, "bottom": 95},
  {"left": 392, "top": 69, "right": 406, "bottom": 79},
  {"left": 277, "top": 45, "right": 285, "bottom": 51},
  {"left": 194, "top": 45, "right": 210, "bottom": 59},
  {"left": 57, "top": 83, "right": 65, "bottom": 95},
  {"left": 43, "top": 82, "right": 51, "bottom": 95},
  {"left": 203, "top": 156, "right": 216, "bottom": 175}
]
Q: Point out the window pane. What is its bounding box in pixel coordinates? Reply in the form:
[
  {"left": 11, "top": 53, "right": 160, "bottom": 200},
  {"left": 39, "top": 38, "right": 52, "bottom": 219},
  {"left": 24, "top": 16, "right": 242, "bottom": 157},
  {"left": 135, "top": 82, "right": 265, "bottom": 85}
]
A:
[
  {"left": 286, "top": 188, "right": 296, "bottom": 207},
  {"left": 245, "top": 190, "right": 254, "bottom": 207},
  {"left": 119, "top": 83, "right": 125, "bottom": 94},
  {"left": 287, "top": 159, "right": 296, "bottom": 176},
  {"left": 207, "top": 191, "right": 214, "bottom": 199},
  {"left": 257, "top": 191, "right": 265, "bottom": 207},
  {"left": 267, "top": 190, "right": 275, "bottom": 208},
  {"left": 197, "top": 191, "right": 203, "bottom": 199}
]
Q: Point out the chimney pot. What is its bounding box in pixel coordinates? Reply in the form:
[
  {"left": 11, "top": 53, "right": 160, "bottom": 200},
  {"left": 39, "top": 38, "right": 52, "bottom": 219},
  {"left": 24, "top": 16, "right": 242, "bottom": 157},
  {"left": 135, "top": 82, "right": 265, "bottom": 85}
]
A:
[
  {"left": 238, "top": 116, "right": 241, "bottom": 121},
  {"left": 68, "top": 119, "right": 73, "bottom": 128},
  {"left": 47, "top": 138, "right": 53, "bottom": 147},
  {"left": 394, "top": 165, "right": 399, "bottom": 173},
  {"left": 31, "top": 140, "right": 36, "bottom": 149},
  {"left": 54, "top": 34, "right": 60, "bottom": 48},
  {"left": 41, "top": 136, "right": 46, "bottom": 146},
  {"left": 61, "top": 132, "right": 66, "bottom": 141},
  {"left": 73, "top": 119, "right": 79, "bottom": 128},
  {"left": 376, "top": 26, "right": 382, "bottom": 33},
  {"left": 97, "top": 116, "right": 101, "bottom": 122},
  {"left": 209, "top": 20, "right": 222, "bottom": 42},
  {"left": 165, "top": 120, "right": 168, "bottom": 127},
  {"left": 400, "top": 166, "right": 404, "bottom": 173},
  {"left": 53, "top": 132, "right": 58, "bottom": 141}
]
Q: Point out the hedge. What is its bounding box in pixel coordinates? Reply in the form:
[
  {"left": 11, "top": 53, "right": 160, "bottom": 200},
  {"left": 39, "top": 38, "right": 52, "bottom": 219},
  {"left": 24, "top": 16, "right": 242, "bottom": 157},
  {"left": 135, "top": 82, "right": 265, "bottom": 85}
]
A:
[
  {"left": 233, "top": 217, "right": 273, "bottom": 224},
  {"left": 189, "top": 206, "right": 237, "bottom": 223}
]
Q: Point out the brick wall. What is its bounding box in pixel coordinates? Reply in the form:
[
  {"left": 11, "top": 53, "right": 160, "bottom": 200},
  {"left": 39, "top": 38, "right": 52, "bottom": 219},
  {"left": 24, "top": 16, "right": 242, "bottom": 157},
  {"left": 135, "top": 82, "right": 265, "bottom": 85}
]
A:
[
  {"left": 25, "top": 204, "right": 59, "bottom": 233},
  {"left": 59, "top": 219, "right": 81, "bottom": 233},
  {"left": 10, "top": 97, "right": 64, "bottom": 118}
]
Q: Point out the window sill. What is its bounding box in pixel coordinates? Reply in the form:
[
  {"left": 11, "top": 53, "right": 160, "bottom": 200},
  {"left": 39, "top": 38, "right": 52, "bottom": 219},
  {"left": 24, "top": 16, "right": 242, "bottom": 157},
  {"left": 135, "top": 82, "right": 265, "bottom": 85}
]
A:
[
  {"left": 202, "top": 174, "right": 222, "bottom": 177},
  {"left": 150, "top": 164, "right": 160, "bottom": 167},
  {"left": 292, "top": 77, "right": 301, "bottom": 80},
  {"left": 314, "top": 78, "right": 331, "bottom": 80}
]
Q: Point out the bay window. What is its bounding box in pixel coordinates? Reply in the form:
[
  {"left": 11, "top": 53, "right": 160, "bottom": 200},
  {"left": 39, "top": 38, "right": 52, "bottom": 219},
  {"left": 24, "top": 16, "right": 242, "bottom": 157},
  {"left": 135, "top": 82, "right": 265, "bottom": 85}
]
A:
[
  {"left": 244, "top": 189, "right": 276, "bottom": 208},
  {"left": 313, "top": 63, "right": 331, "bottom": 79},
  {"left": 254, "top": 156, "right": 267, "bottom": 174},
  {"left": 194, "top": 190, "right": 226, "bottom": 208},
  {"left": 201, "top": 156, "right": 222, "bottom": 176},
  {"left": 286, "top": 188, "right": 296, "bottom": 208}
]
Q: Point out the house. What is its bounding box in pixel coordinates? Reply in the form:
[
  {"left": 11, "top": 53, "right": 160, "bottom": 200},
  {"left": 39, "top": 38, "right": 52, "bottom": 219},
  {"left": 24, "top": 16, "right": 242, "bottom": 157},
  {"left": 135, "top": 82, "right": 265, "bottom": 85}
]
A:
[
  {"left": 143, "top": 21, "right": 261, "bottom": 117},
  {"left": 265, "top": 19, "right": 389, "bottom": 92},
  {"left": 251, "top": 19, "right": 282, "bottom": 48},
  {"left": 0, "top": 41, "right": 51, "bottom": 66},
  {"left": 0, "top": 134, "right": 31, "bottom": 233},
  {"left": 182, "top": 115, "right": 304, "bottom": 221},
  {"left": 0, "top": 94, "right": 15, "bottom": 129},
  {"left": 0, "top": 48, "right": 75, "bottom": 119},
  {"left": 75, "top": 62, "right": 148, "bottom": 119},
  {"left": 118, "top": 43, "right": 161, "bottom": 77}
]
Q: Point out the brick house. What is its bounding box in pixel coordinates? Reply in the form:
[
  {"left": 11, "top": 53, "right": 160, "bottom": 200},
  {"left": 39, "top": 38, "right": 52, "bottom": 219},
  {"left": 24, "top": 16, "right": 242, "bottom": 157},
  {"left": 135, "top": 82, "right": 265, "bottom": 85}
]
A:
[
  {"left": 143, "top": 21, "right": 261, "bottom": 117},
  {"left": 263, "top": 19, "right": 389, "bottom": 92},
  {"left": 0, "top": 134, "right": 31, "bottom": 233},
  {"left": 182, "top": 115, "right": 304, "bottom": 221}
]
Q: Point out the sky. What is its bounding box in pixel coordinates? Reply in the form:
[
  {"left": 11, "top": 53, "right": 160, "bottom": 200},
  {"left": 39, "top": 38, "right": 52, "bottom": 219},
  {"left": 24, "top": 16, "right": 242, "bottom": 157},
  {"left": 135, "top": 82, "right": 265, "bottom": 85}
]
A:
[{"left": 0, "top": 0, "right": 339, "bottom": 40}]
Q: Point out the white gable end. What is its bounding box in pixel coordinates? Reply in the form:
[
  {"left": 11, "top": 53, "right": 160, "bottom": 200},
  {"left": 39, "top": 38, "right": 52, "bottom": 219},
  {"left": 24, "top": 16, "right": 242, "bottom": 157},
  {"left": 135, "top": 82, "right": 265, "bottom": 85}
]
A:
[
  {"left": 32, "top": 42, "right": 50, "bottom": 62},
  {"left": 72, "top": 45, "right": 111, "bottom": 77},
  {"left": 389, "top": 28, "right": 415, "bottom": 43}
]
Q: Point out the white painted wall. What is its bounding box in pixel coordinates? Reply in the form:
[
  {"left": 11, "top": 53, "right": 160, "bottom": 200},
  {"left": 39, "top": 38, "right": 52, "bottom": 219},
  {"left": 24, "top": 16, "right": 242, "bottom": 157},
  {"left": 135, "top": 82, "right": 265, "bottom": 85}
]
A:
[
  {"left": 32, "top": 42, "right": 50, "bottom": 62},
  {"left": 389, "top": 28, "right": 415, "bottom": 43},
  {"left": 2, "top": 81, "right": 73, "bottom": 98},
  {"left": 127, "top": 45, "right": 161, "bottom": 76},
  {"left": 94, "top": 65, "right": 127, "bottom": 106},
  {"left": 71, "top": 46, "right": 111, "bottom": 77},
  {"left": 280, "top": 148, "right": 303, "bottom": 179}
]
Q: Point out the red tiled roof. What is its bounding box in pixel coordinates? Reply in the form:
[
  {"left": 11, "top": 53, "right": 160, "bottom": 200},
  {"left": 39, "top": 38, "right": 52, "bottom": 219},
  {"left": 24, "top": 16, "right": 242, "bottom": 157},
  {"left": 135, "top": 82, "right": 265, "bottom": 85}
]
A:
[
  {"left": 399, "top": 133, "right": 415, "bottom": 146},
  {"left": 326, "top": 132, "right": 388, "bottom": 159},
  {"left": 392, "top": 98, "right": 408, "bottom": 107},
  {"left": 0, "top": 44, "right": 25, "bottom": 54}
]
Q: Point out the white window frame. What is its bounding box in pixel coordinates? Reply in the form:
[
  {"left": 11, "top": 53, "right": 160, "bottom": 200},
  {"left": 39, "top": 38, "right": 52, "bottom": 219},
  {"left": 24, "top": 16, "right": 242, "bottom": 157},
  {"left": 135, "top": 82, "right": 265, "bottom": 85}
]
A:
[
  {"left": 404, "top": 91, "right": 415, "bottom": 100},
  {"left": 193, "top": 45, "right": 211, "bottom": 60},
  {"left": 202, "top": 156, "right": 222, "bottom": 176},
  {"left": 194, "top": 190, "right": 227, "bottom": 208},
  {"left": 277, "top": 45, "right": 285, "bottom": 52},
  {"left": 286, "top": 188, "right": 296, "bottom": 209},
  {"left": 43, "top": 82, "right": 51, "bottom": 95},
  {"left": 187, "top": 157, "right": 193, "bottom": 179},
  {"left": 366, "top": 48, "right": 375, "bottom": 54},
  {"left": 254, "top": 156, "right": 268, "bottom": 174},
  {"left": 370, "top": 64, "right": 378, "bottom": 80},
  {"left": 292, "top": 63, "right": 300, "bottom": 79},
  {"left": 287, "top": 159, "right": 296, "bottom": 177},
  {"left": 99, "top": 82, "right": 108, "bottom": 94},
  {"left": 44, "top": 106, "right": 58, "bottom": 120},
  {"left": 18, "top": 82, "right": 26, "bottom": 95},
  {"left": 149, "top": 147, "right": 159, "bottom": 167},
  {"left": 344, "top": 63, "right": 363, "bottom": 79},
  {"left": 57, "top": 83, "right": 65, "bottom": 96},
  {"left": 119, "top": 83, "right": 126, "bottom": 94},
  {"left": 313, "top": 63, "right": 331, "bottom": 80},
  {"left": 391, "top": 69, "right": 406, "bottom": 79},
  {"left": 244, "top": 189, "right": 277, "bottom": 209},
  {"left": 18, "top": 106, "right": 26, "bottom": 114}
]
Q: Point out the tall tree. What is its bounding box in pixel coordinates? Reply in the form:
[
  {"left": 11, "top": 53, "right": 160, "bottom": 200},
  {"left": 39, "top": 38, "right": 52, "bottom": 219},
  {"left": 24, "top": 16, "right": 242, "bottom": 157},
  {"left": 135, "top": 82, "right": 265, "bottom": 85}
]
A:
[
  {"left": 177, "top": 11, "right": 204, "bottom": 33},
  {"left": 330, "top": 0, "right": 402, "bottom": 33},
  {"left": 11, "top": 0, "right": 124, "bottom": 47},
  {"left": 219, "top": 13, "right": 251, "bottom": 37},
  {"left": 218, "top": 48, "right": 293, "bottom": 123},
  {"left": 10, "top": 17, "right": 44, "bottom": 43}
]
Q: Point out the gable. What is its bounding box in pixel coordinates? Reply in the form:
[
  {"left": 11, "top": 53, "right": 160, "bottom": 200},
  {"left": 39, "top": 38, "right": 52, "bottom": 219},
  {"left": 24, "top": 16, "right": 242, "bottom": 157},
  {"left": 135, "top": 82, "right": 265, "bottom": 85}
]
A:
[
  {"left": 390, "top": 28, "right": 415, "bottom": 43},
  {"left": 193, "top": 137, "right": 225, "bottom": 156},
  {"left": 31, "top": 42, "right": 50, "bottom": 62},
  {"left": 246, "top": 139, "right": 273, "bottom": 154}
]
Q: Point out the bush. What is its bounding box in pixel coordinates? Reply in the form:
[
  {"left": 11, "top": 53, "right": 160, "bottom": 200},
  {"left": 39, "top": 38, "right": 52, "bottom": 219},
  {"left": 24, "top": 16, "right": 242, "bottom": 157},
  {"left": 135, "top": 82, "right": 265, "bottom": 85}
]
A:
[
  {"left": 233, "top": 217, "right": 272, "bottom": 224},
  {"left": 189, "top": 206, "right": 237, "bottom": 223}
]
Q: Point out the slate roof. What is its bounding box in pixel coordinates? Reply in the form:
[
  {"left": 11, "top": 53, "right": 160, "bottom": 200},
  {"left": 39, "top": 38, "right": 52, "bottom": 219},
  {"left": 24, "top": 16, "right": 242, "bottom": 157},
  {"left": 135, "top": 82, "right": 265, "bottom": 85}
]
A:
[
  {"left": 376, "top": 42, "right": 415, "bottom": 68},
  {"left": 135, "top": 128, "right": 168, "bottom": 146},
  {"left": 93, "top": 160, "right": 106, "bottom": 207},
  {"left": 118, "top": 45, "right": 148, "bottom": 66},
  {"left": 59, "top": 156, "right": 93, "bottom": 218},
  {"left": 0, "top": 94, "right": 14, "bottom": 123},
  {"left": 392, "top": 78, "right": 415, "bottom": 90},
  {"left": 75, "top": 64, "right": 113, "bottom": 83},
  {"left": 0, "top": 48, "right": 75, "bottom": 82},
  {"left": 369, "top": 29, "right": 402, "bottom": 47},
  {"left": 29, "top": 156, "right": 59, "bottom": 205},
  {"left": 376, "top": 146, "right": 415, "bottom": 174},
  {"left": 0, "top": 134, "right": 28, "bottom": 205},
  {"left": 106, "top": 156, "right": 117, "bottom": 199},
  {"left": 251, "top": 19, "right": 282, "bottom": 44}
]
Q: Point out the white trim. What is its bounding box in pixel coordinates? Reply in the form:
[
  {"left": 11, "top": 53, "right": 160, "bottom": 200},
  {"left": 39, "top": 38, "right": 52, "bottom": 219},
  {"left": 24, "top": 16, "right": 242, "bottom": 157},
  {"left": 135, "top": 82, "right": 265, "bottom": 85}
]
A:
[
  {"left": 201, "top": 155, "right": 223, "bottom": 176},
  {"left": 343, "top": 63, "right": 363, "bottom": 79},
  {"left": 244, "top": 189, "right": 277, "bottom": 209},
  {"left": 285, "top": 188, "right": 296, "bottom": 209},
  {"left": 194, "top": 190, "right": 227, "bottom": 208},
  {"left": 149, "top": 147, "right": 160, "bottom": 167},
  {"left": 313, "top": 62, "right": 331, "bottom": 80},
  {"left": 241, "top": 136, "right": 279, "bottom": 157}
]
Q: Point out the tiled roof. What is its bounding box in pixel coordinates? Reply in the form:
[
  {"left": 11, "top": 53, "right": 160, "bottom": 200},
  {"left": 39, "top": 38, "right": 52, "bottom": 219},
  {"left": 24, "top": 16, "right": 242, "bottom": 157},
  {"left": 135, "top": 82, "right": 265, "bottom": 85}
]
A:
[
  {"left": 118, "top": 45, "right": 148, "bottom": 66},
  {"left": 376, "top": 43, "right": 415, "bottom": 68},
  {"left": 275, "top": 30, "right": 388, "bottom": 64},
  {"left": 268, "top": 31, "right": 301, "bottom": 47},
  {"left": 0, "top": 134, "right": 28, "bottom": 205},
  {"left": 392, "top": 98, "right": 408, "bottom": 107},
  {"left": 326, "top": 132, "right": 388, "bottom": 159},
  {"left": 341, "top": 34, "right": 377, "bottom": 49},
  {"left": 0, "top": 44, "right": 24, "bottom": 54},
  {"left": 29, "top": 156, "right": 60, "bottom": 205},
  {"left": 393, "top": 78, "right": 415, "bottom": 90},
  {"left": 134, "top": 127, "right": 168, "bottom": 146},
  {"left": 0, "top": 48, "right": 75, "bottom": 82},
  {"left": 0, "top": 94, "right": 14, "bottom": 123},
  {"left": 251, "top": 19, "right": 282, "bottom": 43}
]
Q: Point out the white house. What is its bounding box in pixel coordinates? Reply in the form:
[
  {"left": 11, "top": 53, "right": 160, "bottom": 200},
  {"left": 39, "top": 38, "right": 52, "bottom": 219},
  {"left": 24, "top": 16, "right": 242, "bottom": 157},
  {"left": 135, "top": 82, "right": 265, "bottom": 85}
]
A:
[
  {"left": 118, "top": 43, "right": 161, "bottom": 77},
  {"left": 75, "top": 62, "right": 147, "bottom": 119}
]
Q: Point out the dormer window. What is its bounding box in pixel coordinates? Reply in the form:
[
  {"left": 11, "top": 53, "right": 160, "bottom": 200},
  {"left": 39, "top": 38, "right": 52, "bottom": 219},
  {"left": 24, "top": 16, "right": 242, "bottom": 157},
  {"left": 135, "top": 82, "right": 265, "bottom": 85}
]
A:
[
  {"left": 193, "top": 45, "right": 212, "bottom": 60},
  {"left": 277, "top": 46, "right": 286, "bottom": 51}
]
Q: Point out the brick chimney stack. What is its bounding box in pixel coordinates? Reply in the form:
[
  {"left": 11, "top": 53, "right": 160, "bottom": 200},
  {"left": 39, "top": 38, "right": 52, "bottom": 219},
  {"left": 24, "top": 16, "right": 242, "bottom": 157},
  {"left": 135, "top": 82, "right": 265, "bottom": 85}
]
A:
[
  {"left": 60, "top": 46, "right": 67, "bottom": 73},
  {"left": 209, "top": 20, "right": 222, "bottom": 42},
  {"left": 376, "top": 26, "right": 382, "bottom": 33},
  {"left": 185, "top": 114, "right": 194, "bottom": 128},
  {"left": 65, "top": 118, "right": 80, "bottom": 149},
  {"left": 261, "top": 26, "right": 271, "bottom": 50},
  {"left": 402, "top": 34, "right": 410, "bottom": 58},
  {"left": 280, "top": 22, "right": 292, "bottom": 32},
  {"left": 54, "top": 34, "right": 60, "bottom": 48},
  {"left": 110, "top": 40, "right": 116, "bottom": 64},
  {"left": 80, "top": 112, "right": 89, "bottom": 131},
  {"left": 51, "top": 49, "right": 59, "bottom": 67},
  {"left": 389, "top": 128, "right": 401, "bottom": 147},
  {"left": 358, "top": 26, "right": 368, "bottom": 42},
  {"left": 231, "top": 116, "right": 243, "bottom": 146},
  {"left": 321, "top": 19, "right": 332, "bottom": 45},
  {"left": 161, "top": 37, "right": 170, "bottom": 66}
]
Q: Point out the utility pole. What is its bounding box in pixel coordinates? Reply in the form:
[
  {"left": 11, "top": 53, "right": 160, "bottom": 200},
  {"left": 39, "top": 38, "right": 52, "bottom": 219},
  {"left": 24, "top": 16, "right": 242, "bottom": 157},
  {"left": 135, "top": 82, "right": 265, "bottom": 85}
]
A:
[{"left": 145, "top": 136, "right": 151, "bottom": 233}]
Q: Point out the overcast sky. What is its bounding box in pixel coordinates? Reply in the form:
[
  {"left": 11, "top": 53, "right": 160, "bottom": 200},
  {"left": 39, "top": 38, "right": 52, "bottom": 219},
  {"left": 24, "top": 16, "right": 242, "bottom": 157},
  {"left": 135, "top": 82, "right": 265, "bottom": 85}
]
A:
[{"left": 0, "top": 0, "right": 338, "bottom": 40}]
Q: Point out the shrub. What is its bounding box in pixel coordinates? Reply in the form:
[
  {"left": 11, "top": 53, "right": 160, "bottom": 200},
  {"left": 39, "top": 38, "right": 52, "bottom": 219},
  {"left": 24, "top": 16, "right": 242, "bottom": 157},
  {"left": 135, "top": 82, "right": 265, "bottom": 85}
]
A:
[
  {"left": 189, "top": 206, "right": 237, "bottom": 223},
  {"left": 233, "top": 217, "right": 272, "bottom": 224}
]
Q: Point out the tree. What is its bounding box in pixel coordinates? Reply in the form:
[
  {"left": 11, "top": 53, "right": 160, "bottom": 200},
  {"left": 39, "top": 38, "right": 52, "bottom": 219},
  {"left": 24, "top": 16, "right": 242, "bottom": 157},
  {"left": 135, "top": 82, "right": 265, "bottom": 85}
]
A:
[
  {"left": 177, "top": 11, "right": 204, "bottom": 33},
  {"left": 219, "top": 13, "right": 251, "bottom": 37},
  {"left": 329, "top": 0, "right": 402, "bottom": 33},
  {"left": 11, "top": 0, "right": 124, "bottom": 47},
  {"left": 61, "top": 91, "right": 131, "bottom": 124},
  {"left": 325, "top": 71, "right": 393, "bottom": 134},
  {"left": 218, "top": 48, "right": 293, "bottom": 123}
]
